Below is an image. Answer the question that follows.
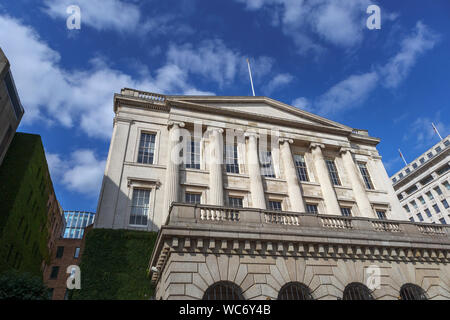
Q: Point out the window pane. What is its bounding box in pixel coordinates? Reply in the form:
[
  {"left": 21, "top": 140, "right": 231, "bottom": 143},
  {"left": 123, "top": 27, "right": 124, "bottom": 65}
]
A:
[
  {"left": 185, "top": 139, "right": 200, "bottom": 169},
  {"left": 340, "top": 207, "right": 351, "bottom": 216},
  {"left": 129, "top": 189, "right": 150, "bottom": 226},
  {"left": 260, "top": 151, "right": 275, "bottom": 178},
  {"left": 358, "top": 162, "right": 374, "bottom": 189},
  {"left": 268, "top": 201, "right": 282, "bottom": 211},
  {"left": 376, "top": 211, "right": 386, "bottom": 220},
  {"left": 185, "top": 193, "right": 201, "bottom": 204},
  {"left": 137, "top": 133, "right": 156, "bottom": 164},
  {"left": 306, "top": 204, "right": 318, "bottom": 214},
  {"left": 225, "top": 143, "right": 240, "bottom": 174},
  {"left": 326, "top": 160, "right": 341, "bottom": 186},
  {"left": 228, "top": 197, "right": 243, "bottom": 208},
  {"left": 294, "top": 155, "right": 309, "bottom": 182}
]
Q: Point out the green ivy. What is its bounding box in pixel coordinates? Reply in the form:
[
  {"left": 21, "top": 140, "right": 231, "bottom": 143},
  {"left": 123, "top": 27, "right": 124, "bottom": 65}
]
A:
[
  {"left": 70, "top": 228, "right": 158, "bottom": 300},
  {"left": 0, "top": 133, "right": 52, "bottom": 277},
  {"left": 0, "top": 270, "right": 50, "bottom": 300}
]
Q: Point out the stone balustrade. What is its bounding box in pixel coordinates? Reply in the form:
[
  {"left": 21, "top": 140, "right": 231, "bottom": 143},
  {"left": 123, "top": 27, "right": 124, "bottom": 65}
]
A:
[
  {"left": 121, "top": 88, "right": 166, "bottom": 102},
  {"left": 167, "top": 203, "right": 450, "bottom": 237}
]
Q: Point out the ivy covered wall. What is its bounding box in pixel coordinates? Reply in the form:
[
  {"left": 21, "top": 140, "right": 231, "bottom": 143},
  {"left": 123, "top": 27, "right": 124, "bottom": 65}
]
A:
[
  {"left": 0, "top": 133, "right": 53, "bottom": 277},
  {"left": 70, "top": 228, "right": 158, "bottom": 300}
]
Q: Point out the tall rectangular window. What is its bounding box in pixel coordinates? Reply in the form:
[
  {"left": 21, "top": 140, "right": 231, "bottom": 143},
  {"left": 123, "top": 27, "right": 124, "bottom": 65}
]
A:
[
  {"left": 432, "top": 204, "right": 441, "bottom": 214},
  {"left": 185, "top": 192, "right": 201, "bottom": 204},
  {"left": 442, "top": 199, "right": 449, "bottom": 209},
  {"left": 294, "top": 155, "right": 309, "bottom": 182},
  {"left": 403, "top": 205, "right": 410, "bottom": 213},
  {"left": 426, "top": 191, "right": 434, "bottom": 200},
  {"left": 74, "top": 247, "right": 80, "bottom": 259},
  {"left": 444, "top": 181, "right": 450, "bottom": 190},
  {"left": 228, "top": 197, "right": 243, "bottom": 208},
  {"left": 50, "top": 266, "right": 59, "bottom": 279},
  {"left": 137, "top": 133, "right": 156, "bottom": 164},
  {"left": 325, "top": 160, "right": 341, "bottom": 186},
  {"left": 417, "top": 213, "right": 424, "bottom": 222},
  {"left": 376, "top": 210, "right": 386, "bottom": 220},
  {"left": 225, "top": 144, "right": 239, "bottom": 174},
  {"left": 129, "top": 189, "right": 150, "bottom": 226},
  {"left": 357, "top": 162, "right": 374, "bottom": 190},
  {"left": 260, "top": 151, "right": 275, "bottom": 178},
  {"left": 418, "top": 196, "right": 425, "bottom": 204},
  {"left": 439, "top": 218, "right": 447, "bottom": 225},
  {"left": 56, "top": 246, "right": 64, "bottom": 259},
  {"left": 340, "top": 207, "right": 352, "bottom": 217},
  {"left": 306, "top": 204, "right": 318, "bottom": 214},
  {"left": 268, "top": 200, "right": 282, "bottom": 211},
  {"left": 410, "top": 200, "right": 418, "bottom": 209},
  {"left": 185, "top": 139, "right": 200, "bottom": 169},
  {"left": 4, "top": 70, "right": 23, "bottom": 119},
  {"left": 425, "top": 208, "right": 432, "bottom": 217},
  {"left": 434, "top": 186, "right": 442, "bottom": 195}
]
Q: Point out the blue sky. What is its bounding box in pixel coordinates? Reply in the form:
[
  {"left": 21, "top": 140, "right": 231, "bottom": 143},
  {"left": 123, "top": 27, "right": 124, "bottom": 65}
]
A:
[{"left": 0, "top": 0, "right": 448, "bottom": 212}]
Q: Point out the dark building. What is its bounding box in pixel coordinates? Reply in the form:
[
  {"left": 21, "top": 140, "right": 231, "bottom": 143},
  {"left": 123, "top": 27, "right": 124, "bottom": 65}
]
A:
[
  {"left": 0, "top": 133, "right": 64, "bottom": 278},
  {"left": 0, "top": 47, "right": 24, "bottom": 165}
]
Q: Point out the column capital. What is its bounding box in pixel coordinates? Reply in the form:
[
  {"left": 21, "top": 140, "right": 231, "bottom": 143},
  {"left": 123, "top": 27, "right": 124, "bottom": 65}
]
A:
[
  {"left": 309, "top": 142, "right": 325, "bottom": 151},
  {"left": 244, "top": 131, "right": 259, "bottom": 139},
  {"left": 168, "top": 121, "right": 185, "bottom": 129},
  {"left": 278, "top": 137, "right": 294, "bottom": 145},
  {"left": 339, "top": 147, "right": 353, "bottom": 155},
  {"left": 206, "top": 126, "right": 224, "bottom": 134}
]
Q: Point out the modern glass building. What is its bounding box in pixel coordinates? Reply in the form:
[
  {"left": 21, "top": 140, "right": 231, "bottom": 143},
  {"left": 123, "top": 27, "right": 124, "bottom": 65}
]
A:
[{"left": 63, "top": 211, "right": 95, "bottom": 239}]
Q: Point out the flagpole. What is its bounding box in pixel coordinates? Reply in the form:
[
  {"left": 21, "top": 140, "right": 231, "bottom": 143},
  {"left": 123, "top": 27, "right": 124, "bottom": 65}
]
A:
[
  {"left": 432, "top": 122, "right": 443, "bottom": 140},
  {"left": 246, "top": 58, "right": 255, "bottom": 97},
  {"left": 398, "top": 149, "right": 408, "bottom": 166}
]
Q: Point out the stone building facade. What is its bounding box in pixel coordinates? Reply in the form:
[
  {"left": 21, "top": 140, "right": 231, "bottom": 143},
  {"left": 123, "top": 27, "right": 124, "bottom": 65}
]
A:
[
  {"left": 95, "top": 88, "right": 450, "bottom": 300},
  {"left": 390, "top": 135, "right": 450, "bottom": 224},
  {"left": 0, "top": 47, "right": 24, "bottom": 166}
]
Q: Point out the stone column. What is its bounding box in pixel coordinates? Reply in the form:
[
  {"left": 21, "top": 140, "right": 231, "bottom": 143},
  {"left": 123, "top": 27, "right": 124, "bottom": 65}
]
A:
[
  {"left": 207, "top": 126, "right": 224, "bottom": 206},
  {"left": 245, "top": 132, "right": 266, "bottom": 209},
  {"left": 340, "top": 147, "right": 373, "bottom": 217},
  {"left": 279, "top": 138, "right": 306, "bottom": 212},
  {"left": 309, "top": 143, "right": 341, "bottom": 215},
  {"left": 163, "top": 121, "right": 185, "bottom": 222}
]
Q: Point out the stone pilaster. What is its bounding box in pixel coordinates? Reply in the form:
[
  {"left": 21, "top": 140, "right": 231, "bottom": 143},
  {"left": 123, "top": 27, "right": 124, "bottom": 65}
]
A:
[
  {"left": 340, "top": 147, "right": 374, "bottom": 218},
  {"left": 309, "top": 143, "right": 341, "bottom": 215},
  {"left": 279, "top": 138, "right": 306, "bottom": 212},
  {"left": 245, "top": 132, "right": 266, "bottom": 209},
  {"left": 207, "top": 126, "right": 224, "bottom": 206},
  {"left": 163, "top": 121, "right": 185, "bottom": 222}
]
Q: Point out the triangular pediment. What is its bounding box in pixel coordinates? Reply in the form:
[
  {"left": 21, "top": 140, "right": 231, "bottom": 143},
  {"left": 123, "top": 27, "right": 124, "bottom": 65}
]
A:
[{"left": 168, "top": 96, "right": 352, "bottom": 133}]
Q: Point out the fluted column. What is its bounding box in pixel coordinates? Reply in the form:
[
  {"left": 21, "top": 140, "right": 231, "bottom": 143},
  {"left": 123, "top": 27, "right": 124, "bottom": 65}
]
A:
[
  {"left": 207, "top": 126, "right": 224, "bottom": 206},
  {"left": 309, "top": 143, "right": 341, "bottom": 215},
  {"left": 340, "top": 147, "right": 373, "bottom": 217},
  {"left": 279, "top": 138, "right": 306, "bottom": 212},
  {"left": 163, "top": 121, "right": 185, "bottom": 222},
  {"left": 245, "top": 132, "right": 266, "bottom": 209}
]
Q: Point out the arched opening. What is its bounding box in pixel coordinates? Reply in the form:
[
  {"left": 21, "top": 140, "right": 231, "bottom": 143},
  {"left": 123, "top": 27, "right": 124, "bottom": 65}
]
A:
[
  {"left": 400, "top": 283, "right": 428, "bottom": 300},
  {"left": 202, "top": 281, "right": 244, "bottom": 300},
  {"left": 277, "top": 282, "right": 314, "bottom": 300},
  {"left": 342, "top": 282, "right": 374, "bottom": 300}
]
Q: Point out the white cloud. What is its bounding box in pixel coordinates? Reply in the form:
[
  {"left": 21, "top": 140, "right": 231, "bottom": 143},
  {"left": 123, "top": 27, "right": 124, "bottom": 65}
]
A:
[
  {"left": 403, "top": 113, "right": 449, "bottom": 150},
  {"left": 0, "top": 15, "right": 215, "bottom": 139},
  {"left": 235, "top": 0, "right": 372, "bottom": 54},
  {"left": 290, "top": 21, "right": 439, "bottom": 116},
  {"left": 314, "top": 72, "right": 379, "bottom": 116},
  {"left": 47, "top": 149, "right": 106, "bottom": 197},
  {"left": 42, "top": 0, "right": 141, "bottom": 33},
  {"left": 380, "top": 21, "right": 439, "bottom": 88},
  {"left": 263, "top": 73, "right": 293, "bottom": 95},
  {"left": 291, "top": 97, "right": 310, "bottom": 110}
]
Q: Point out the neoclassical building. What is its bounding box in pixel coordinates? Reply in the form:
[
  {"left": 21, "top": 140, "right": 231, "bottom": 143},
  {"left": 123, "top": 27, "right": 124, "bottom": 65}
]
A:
[
  {"left": 95, "top": 88, "right": 450, "bottom": 300},
  {"left": 390, "top": 135, "right": 449, "bottom": 224}
]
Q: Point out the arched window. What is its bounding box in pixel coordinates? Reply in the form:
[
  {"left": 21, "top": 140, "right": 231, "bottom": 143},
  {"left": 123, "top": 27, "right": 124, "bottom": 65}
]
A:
[
  {"left": 343, "top": 282, "right": 374, "bottom": 300},
  {"left": 202, "top": 281, "right": 244, "bottom": 300},
  {"left": 277, "top": 282, "right": 314, "bottom": 300},
  {"left": 400, "top": 284, "right": 428, "bottom": 300}
]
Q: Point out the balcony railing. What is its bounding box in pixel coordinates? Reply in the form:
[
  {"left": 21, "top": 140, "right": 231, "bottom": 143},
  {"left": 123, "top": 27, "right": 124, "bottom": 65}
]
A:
[
  {"left": 121, "top": 88, "right": 166, "bottom": 103},
  {"left": 167, "top": 203, "right": 450, "bottom": 237}
]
